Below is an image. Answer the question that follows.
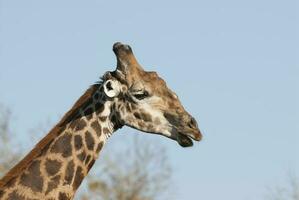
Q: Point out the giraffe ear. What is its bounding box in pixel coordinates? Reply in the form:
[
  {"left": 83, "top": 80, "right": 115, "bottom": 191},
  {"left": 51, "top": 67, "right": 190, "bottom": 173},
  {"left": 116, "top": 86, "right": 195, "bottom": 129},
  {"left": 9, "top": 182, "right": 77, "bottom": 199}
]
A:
[{"left": 103, "top": 80, "right": 121, "bottom": 98}]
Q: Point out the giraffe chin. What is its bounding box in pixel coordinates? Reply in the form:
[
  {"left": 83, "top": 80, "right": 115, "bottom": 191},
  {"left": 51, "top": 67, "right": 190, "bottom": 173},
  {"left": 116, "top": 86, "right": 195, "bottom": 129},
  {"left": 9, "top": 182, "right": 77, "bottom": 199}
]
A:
[{"left": 177, "top": 133, "right": 194, "bottom": 147}]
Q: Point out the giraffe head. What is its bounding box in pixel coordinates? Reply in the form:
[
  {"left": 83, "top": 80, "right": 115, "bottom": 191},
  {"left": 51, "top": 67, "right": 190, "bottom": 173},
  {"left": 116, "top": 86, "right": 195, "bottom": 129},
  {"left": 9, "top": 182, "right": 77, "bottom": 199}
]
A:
[{"left": 103, "top": 42, "right": 202, "bottom": 147}]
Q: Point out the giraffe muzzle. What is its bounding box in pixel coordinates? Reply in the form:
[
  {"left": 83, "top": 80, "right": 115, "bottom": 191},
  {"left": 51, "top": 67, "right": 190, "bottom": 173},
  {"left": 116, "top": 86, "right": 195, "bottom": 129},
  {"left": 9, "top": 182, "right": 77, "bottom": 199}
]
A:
[
  {"left": 164, "top": 112, "right": 202, "bottom": 147},
  {"left": 176, "top": 128, "right": 202, "bottom": 147},
  {"left": 166, "top": 120, "right": 201, "bottom": 147}
]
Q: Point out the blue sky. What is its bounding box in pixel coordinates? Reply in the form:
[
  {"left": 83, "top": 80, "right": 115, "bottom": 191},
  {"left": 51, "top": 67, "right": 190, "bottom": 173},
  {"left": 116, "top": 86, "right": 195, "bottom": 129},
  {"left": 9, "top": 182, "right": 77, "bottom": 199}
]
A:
[{"left": 0, "top": 0, "right": 298, "bottom": 199}]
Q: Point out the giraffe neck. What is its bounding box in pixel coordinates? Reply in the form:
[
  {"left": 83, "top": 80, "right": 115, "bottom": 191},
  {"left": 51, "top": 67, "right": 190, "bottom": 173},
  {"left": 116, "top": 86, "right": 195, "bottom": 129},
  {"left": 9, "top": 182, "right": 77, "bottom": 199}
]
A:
[{"left": 0, "top": 85, "right": 121, "bottom": 200}]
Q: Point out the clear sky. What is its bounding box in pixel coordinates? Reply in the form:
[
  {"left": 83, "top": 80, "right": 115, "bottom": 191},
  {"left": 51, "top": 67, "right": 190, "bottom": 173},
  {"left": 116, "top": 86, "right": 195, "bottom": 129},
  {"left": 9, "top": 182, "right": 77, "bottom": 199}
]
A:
[{"left": 0, "top": 0, "right": 298, "bottom": 199}]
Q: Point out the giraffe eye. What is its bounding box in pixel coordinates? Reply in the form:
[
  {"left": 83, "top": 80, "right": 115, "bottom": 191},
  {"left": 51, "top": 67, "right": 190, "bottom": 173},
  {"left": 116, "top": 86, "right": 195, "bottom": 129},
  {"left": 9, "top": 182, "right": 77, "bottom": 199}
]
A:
[{"left": 133, "top": 91, "right": 149, "bottom": 100}]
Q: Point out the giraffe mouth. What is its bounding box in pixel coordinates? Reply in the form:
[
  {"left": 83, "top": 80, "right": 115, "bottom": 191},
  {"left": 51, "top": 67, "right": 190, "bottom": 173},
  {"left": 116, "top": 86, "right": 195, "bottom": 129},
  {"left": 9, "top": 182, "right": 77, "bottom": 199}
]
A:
[
  {"left": 177, "top": 133, "right": 194, "bottom": 147},
  {"left": 164, "top": 112, "right": 202, "bottom": 147},
  {"left": 175, "top": 129, "right": 202, "bottom": 147}
]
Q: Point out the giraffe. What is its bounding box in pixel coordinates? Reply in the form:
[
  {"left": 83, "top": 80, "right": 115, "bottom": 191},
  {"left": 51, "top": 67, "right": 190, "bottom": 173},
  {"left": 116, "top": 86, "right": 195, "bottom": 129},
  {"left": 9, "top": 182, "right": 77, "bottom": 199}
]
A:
[{"left": 0, "top": 42, "right": 202, "bottom": 200}]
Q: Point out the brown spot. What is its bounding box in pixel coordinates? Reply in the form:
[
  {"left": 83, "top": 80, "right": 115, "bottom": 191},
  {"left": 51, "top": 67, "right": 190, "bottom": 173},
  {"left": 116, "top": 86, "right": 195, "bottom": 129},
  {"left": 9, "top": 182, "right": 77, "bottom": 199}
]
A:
[
  {"left": 140, "top": 112, "right": 152, "bottom": 122},
  {"left": 84, "top": 107, "right": 93, "bottom": 120},
  {"left": 76, "top": 119, "right": 87, "bottom": 131},
  {"left": 0, "top": 190, "right": 4, "bottom": 198},
  {"left": 91, "top": 121, "right": 102, "bottom": 137},
  {"left": 46, "top": 175, "right": 60, "bottom": 194},
  {"left": 72, "top": 167, "right": 84, "bottom": 190},
  {"left": 85, "top": 131, "right": 95, "bottom": 151},
  {"left": 103, "top": 128, "right": 110, "bottom": 135},
  {"left": 64, "top": 161, "right": 75, "bottom": 185},
  {"left": 95, "top": 102, "right": 104, "bottom": 114},
  {"left": 77, "top": 151, "right": 86, "bottom": 162},
  {"left": 45, "top": 159, "right": 62, "bottom": 176},
  {"left": 96, "top": 142, "right": 104, "bottom": 154},
  {"left": 7, "top": 191, "right": 23, "bottom": 200},
  {"left": 59, "top": 192, "right": 69, "bottom": 200},
  {"left": 70, "top": 119, "right": 86, "bottom": 131},
  {"left": 87, "top": 159, "right": 95, "bottom": 172},
  {"left": 51, "top": 134, "right": 72, "bottom": 157},
  {"left": 74, "top": 135, "right": 83, "bottom": 150},
  {"left": 99, "top": 116, "right": 107, "bottom": 122},
  {"left": 20, "top": 160, "right": 43, "bottom": 192},
  {"left": 134, "top": 112, "right": 141, "bottom": 119}
]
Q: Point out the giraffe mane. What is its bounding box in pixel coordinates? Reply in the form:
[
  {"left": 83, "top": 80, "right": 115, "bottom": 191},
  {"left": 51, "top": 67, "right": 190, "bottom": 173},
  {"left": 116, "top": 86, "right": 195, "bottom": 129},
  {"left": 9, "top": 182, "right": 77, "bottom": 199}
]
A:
[{"left": 0, "top": 83, "right": 101, "bottom": 188}]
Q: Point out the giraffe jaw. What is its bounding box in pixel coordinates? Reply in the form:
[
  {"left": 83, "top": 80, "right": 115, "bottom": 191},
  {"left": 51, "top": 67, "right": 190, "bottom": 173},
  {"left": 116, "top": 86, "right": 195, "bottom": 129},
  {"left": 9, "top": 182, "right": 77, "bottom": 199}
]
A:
[
  {"left": 177, "top": 133, "right": 194, "bottom": 147},
  {"left": 172, "top": 128, "right": 202, "bottom": 147}
]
